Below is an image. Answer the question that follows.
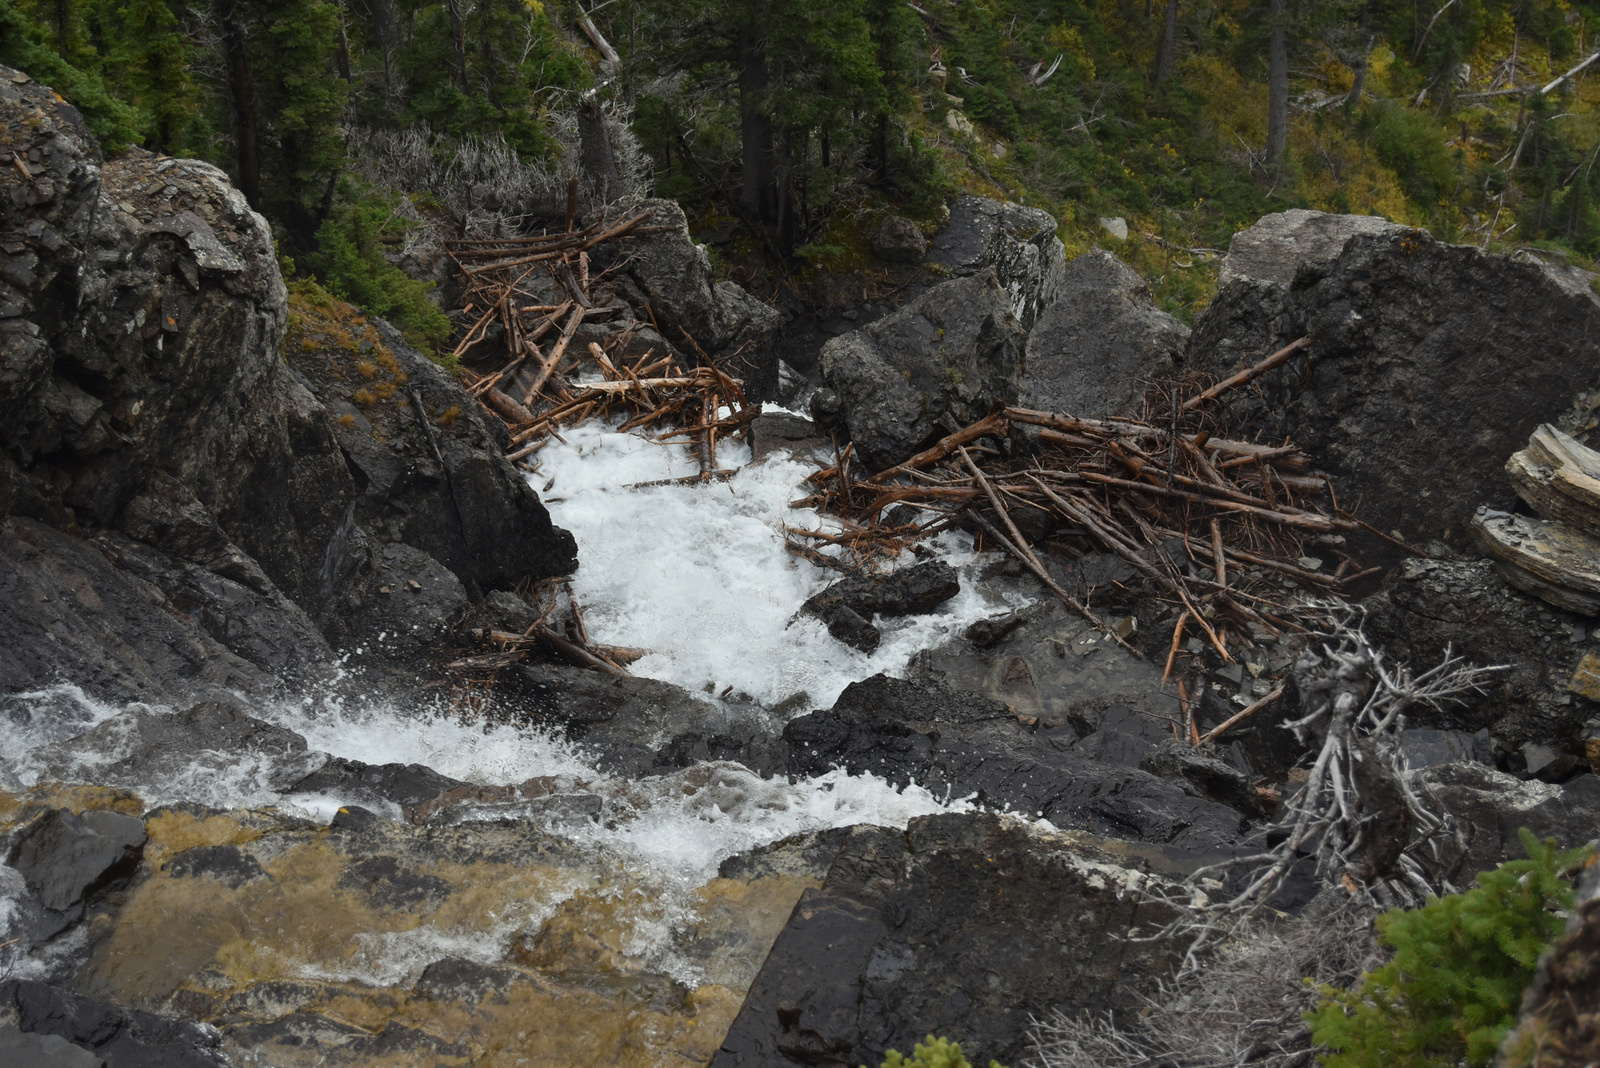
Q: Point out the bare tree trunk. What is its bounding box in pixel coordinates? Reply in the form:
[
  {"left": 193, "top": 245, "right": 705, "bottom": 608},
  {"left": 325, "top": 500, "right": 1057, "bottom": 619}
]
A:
[
  {"left": 737, "top": 23, "right": 778, "bottom": 225},
  {"left": 1346, "top": 33, "right": 1373, "bottom": 109},
  {"left": 444, "top": 0, "right": 469, "bottom": 93},
  {"left": 1154, "top": 0, "right": 1180, "bottom": 84},
  {"left": 216, "top": 0, "right": 261, "bottom": 208},
  {"left": 1266, "top": 0, "right": 1289, "bottom": 169},
  {"left": 578, "top": 92, "right": 622, "bottom": 207}
]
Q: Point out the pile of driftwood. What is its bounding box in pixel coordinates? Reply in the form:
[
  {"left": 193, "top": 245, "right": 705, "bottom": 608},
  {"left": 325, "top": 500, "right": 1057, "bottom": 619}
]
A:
[
  {"left": 794, "top": 339, "right": 1374, "bottom": 671},
  {"left": 450, "top": 196, "right": 755, "bottom": 485},
  {"left": 446, "top": 195, "right": 758, "bottom": 681},
  {"left": 1474, "top": 423, "right": 1600, "bottom": 613}
]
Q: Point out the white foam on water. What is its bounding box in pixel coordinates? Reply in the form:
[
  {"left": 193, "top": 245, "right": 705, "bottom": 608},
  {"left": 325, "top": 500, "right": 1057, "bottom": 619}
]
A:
[
  {"left": 0, "top": 417, "right": 1013, "bottom": 992},
  {"left": 536, "top": 419, "right": 1018, "bottom": 709}
]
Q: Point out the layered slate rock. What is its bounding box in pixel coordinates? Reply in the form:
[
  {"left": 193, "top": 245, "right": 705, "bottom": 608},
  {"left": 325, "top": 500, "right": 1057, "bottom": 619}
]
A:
[
  {"left": 1187, "top": 228, "right": 1600, "bottom": 554},
  {"left": 1021, "top": 250, "right": 1188, "bottom": 419},
  {"left": 710, "top": 813, "right": 1192, "bottom": 1068},
  {"left": 782, "top": 674, "right": 1250, "bottom": 851},
  {"left": 819, "top": 270, "right": 1026, "bottom": 469}
]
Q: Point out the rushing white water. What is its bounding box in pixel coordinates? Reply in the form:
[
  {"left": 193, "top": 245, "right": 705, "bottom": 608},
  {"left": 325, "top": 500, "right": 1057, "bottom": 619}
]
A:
[
  {"left": 535, "top": 415, "right": 1016, "bottom": 709},
  {"left": 0, "top": 420, "right": 1012, "bottom": 990}
]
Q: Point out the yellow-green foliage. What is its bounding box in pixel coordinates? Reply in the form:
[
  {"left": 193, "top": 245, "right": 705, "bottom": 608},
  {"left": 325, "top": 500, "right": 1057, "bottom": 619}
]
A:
[
  {"left": 285, "top": 279, "right": 411, "bottom": 412},
  {"left": 869, "top": 1035, "right": 1007, "bottom": 1068}
]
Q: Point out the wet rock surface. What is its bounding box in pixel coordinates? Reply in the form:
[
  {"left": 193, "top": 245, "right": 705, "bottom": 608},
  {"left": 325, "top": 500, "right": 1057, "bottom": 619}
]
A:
[
  {"left": 0, "top": 978, "right": 226, "bottom": 1068},
  {"left": 819, "top": 270, "right": 1026, "bottom": 469},
  {"left": 1021, "top": 249, "right": 1188, "bottom": 419},
  {"left": 710, "top": 814, "right": 1192, "bottom": 1068},
  {"left": 783, "top": 674, "right": 1249, "bottom": 851}
]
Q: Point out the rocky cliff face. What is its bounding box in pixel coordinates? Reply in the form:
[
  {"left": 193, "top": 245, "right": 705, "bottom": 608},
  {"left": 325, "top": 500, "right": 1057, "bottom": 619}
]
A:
[{"left": 0, "top": 66, "right": 574, "bottom": 700}]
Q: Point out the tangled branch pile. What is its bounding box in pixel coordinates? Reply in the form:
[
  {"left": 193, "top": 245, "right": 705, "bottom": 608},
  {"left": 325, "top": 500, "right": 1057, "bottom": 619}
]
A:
[{"left": 795, "top": 340, "right": 1377, "bottom": 669}]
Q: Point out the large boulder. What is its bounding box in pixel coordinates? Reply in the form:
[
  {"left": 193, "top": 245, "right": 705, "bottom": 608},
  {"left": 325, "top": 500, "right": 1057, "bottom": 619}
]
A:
[
  {"left": 781, "top": 674, "right": 1251, "bottom": 851},
  {"left": 1361, "top": 556, "right": 1598, "bottom": 757},
  {"left": 0, "top": 66, "right": 575, "bottom": 696},
  {"left": 1187, "top": 228, "right": 1600, "bottom": 554},
  {"left": 592, "top": 198, "right": 783, "bottom": 397},
  {"left": 1021, "top": 250, "right": 1189, "bottom": 419},
  {"left": 818, "top": 270, "right": 1026, "bottom": 469},
  {"left": 924, "top": 194, "right": 1065, "bottom": 330},
  {"left": 1195, "top": 210, "right": 1406, "bottom": 374},
  {"left": 1218, "top": 208, "right": 1405, "bottom": 287},
  {"left": 709, "top": 813, "right": 1194, "bottom": 1068}
]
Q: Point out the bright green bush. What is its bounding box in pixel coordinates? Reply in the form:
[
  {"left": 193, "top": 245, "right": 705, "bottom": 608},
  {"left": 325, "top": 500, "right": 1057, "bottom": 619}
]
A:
[
  {"left": 1307, "top": 830, "right": 1590, "bottom": 1068},
  {"left": 871, "top": 1034, "right": 1007, "bottom": 1068},
  {"left": 303, "top": 187, "right": 451, "bottom": 355}
]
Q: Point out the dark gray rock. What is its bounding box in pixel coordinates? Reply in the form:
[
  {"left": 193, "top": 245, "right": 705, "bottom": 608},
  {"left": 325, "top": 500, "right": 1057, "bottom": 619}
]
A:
[
  {"left": 782, "top": 674, "right": 1250, "bottom": 850},
  {"left": 35, "top": 702, "right": 324, "bottom": 795},
  {"left": 871, "top": 215, "right": 928, "bottom": 264},
  {"left": 1188, "top": 229, "right": 1600, "bottom": 555},
  {"left": 1021, "top": 250, "right": 1188, "bottom": 419},
  {"left": 819, "top": 271, "right": 1025, "bottom": 469},
  {"left": 0, "top": 65, "right": 576, "bottom": 702},
  {"left": 1403, "top": 728, "right": 1482, "bottom": 769},
  {"left": 802, "top": 561, "right": 961, "bottom": 653},
  {"left": 1140, "top": 738, "right": 1265, "bottom": 816},
  {"left": 710, "top": 813, "right": 1194, "bottom": 1068},
  {"left": 0, "top": 978, "right": 226, "bottom": 1068},
  {"left": 748, "top": 412, "right": 827, "bottom": 464},
  {"left": 504, "top": 661, "right": 728, "bottom": 772},
  {"left": 7, "top": 808, "right": 145, "bottom": 912},
  {"left": 924, "top": 195, "right": 1065, "bottom": 330},
  {"left": 287, "top": 757, "right": 467, "bottom": 810},
  {"left": 1415, "top": 764, "right": 1600, "bottom": 886},
  {"left": 590, "top": 198, "right": 782, "bottom": 397},
  {"left": 1361, "top": 556, "right": 1595, "bottom": 754},
  {"left": 162, "top": 845, "right": 267, "bottom": 888},
  {"left": 0, "top": 1026, "right": 103, "bottom": 1068},
  {"left": 0, "top": 517, "right": 279, "bottom": 703}
]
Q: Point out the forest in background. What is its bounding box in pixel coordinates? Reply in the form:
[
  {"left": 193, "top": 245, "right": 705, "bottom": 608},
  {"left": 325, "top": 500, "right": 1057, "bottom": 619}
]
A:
[{"left": 5, "top": 0, "right": 1600, "bottom": 333}]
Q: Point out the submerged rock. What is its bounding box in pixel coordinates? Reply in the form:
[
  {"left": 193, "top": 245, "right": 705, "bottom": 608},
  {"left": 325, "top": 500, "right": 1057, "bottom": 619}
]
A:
[
  {"left": 710, "top": 813, "right": 1192, "bottom": 1068},
  {"left": 1021, "top": 250, "right": 1188, "bottom": 420},
  {"left": 819, "top": 270, "right": 1025, "bottom": 469}
]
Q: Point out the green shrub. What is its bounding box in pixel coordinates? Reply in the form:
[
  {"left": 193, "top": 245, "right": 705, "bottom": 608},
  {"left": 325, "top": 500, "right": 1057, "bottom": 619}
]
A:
[
  {"left": 870, "top": 1034, "right": 1007, "bottom": 1068},
  {"left": 303, "top": 186, "right": 451, "bottom": 356},
  {"left": 1307, "top": 829, "right": 1591, "bottom": 1068}
]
